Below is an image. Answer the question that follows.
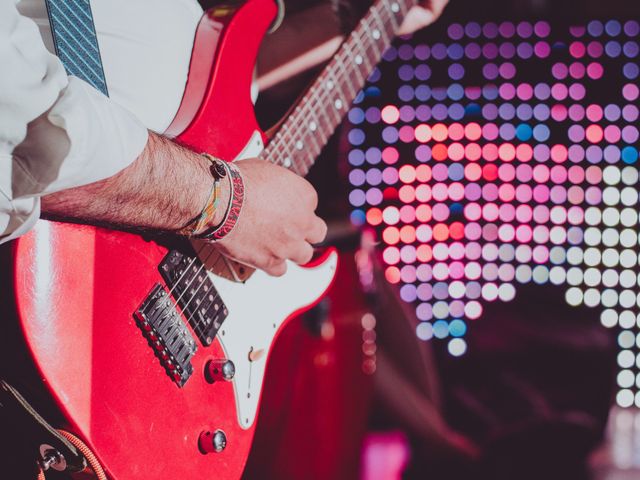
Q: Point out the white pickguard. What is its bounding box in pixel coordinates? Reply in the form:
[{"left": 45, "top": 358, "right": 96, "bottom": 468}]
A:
[{"left": 199, "top": 131, "right": 338, "bottom": 428}]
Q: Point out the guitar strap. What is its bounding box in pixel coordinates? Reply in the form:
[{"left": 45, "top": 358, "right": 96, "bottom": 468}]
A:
[{"left": 44, "top": 0, "right": 109, "bottom": 96}]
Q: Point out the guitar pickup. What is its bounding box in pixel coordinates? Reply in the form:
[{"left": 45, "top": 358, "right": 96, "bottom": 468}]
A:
[
  {"left": 134, "top": 284, "right": 197, "bottom": 387},
  {"left": 159, "top": 250, "right": 229, "bottom": 346}
]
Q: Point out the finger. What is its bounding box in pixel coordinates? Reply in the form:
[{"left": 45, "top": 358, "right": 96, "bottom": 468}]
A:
[
  {"left": 289, "top": 242, "right": 314, "bottom": 265},
  {"left": 398, "top": 7, "right": 436, "bottom": 35},
  {"left": 306, "top": 217, "right": 328, "bottom": 245},
  {"left": 264, "top": 260, "right": 287, "bottom": 277}
]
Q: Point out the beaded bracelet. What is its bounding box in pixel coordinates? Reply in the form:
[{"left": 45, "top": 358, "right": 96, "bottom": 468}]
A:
[{"left": 195, "top": 158, "right": 245, "bottom": 241}]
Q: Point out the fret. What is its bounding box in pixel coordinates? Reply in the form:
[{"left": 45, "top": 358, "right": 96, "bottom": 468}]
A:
[
  {"left": 352, "top": 29, "right": 374, "bottom": 74},
  {"left": 341, "top": 40, "right": 367, "bottom": 88},
  {"left": 380, "top": 0, "right": 400, "bottom": 33}
]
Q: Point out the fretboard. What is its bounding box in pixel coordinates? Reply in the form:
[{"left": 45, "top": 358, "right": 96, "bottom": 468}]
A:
[{"left": 259, "top": 0, "right": 418, "bottom": 175}]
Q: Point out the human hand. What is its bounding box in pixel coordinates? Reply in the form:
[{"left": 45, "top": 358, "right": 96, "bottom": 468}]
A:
[
  {"left": 398, "top": 0, "right": 449, "bottom": 36},
  {"left": 213, "top": 158, "right": 327, "bottom": 276}
]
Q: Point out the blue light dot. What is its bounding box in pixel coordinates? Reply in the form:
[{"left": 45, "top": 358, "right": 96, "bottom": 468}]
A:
[
  {"left": 367, "top": 68, "right": 381, "bottom": 83},
  {"left": 350, "top": 209, "right": 366, "bottom": 226},
  {"left": 398, "top": 85, "right": 414, "bottom": 102},
  {"left": 364, "top": 86, "right": 381, "bottom": 98},
  {"left": 448, "top": 103, "right": 465, "bottom": 120},
  {"left": 533, "top": 124, "right": 551, "bottom": 141},
  {"left": 447, "top": 83, "right": 465, "bottom": 101},
  {"left": 433, "top": 320, "right": 450, "bottom": 339},
  {"left": 415, "top": 64, "right": 431, "bottom": 81},
  {"left": 348, "top": 129, "right": 365, "bottom": 146},
  {"left": 449, "top": 319, "right": 467, "bottom": 337},
  {"left": 382, "top": 126, "right": 398, "bottom": 144},
  {"left": 516, "top": 123, "right": 533, "bottom": 141},
  {"left": 622, "top": 146, "right": 638, "bottom": 164},
  {"left": 348, "top": 108, "right": 365, "bottom": 125},
  {"left": 449, "top": 164, "right": 464, "bottom": 181},
  {"left": 415, "top": 85, "right": 431, "bottom": 101},
  {"left": 348, "top": 149, "right": 365, "bottom": 166}
]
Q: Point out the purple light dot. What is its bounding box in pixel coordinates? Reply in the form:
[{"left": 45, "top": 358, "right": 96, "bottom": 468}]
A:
[
  {"left": 448, "top": 104, "right": 465, "bottom": 121},
  {"left": 365, "top": 168, "right": 382, "bottom": 185},
  {"left": 623, "top": 83, "right": 639, "bottom": 101},
  {"left": 568, "top": 104, "right": 585, "bottom": 121},
  {"left": 349, "top": 149, "right": 365, "bottom": 166},
  {"left": 499, "top": 21, "right": 516, "bottom": 38},
  {"left": 482, "top": 184, "right": 499, "bottom": 201},
  {"left": 448, "top": 43, "right": 465, "bottom": 60},
  {"left": 482, "top": 104, "right": 499, "bottom": 121},
  {"left": 624, "top": 20, "right": 639, "bottom": 37},
  {"left": 604, "top": 145, "right": 621, "bottom": 163},
  {"left": 499, "top": 62, "right": 517, "bottom": 79},
  {"left": 534, "top": 83, "right": 551, "bottom": 100},
  {"left": 417, "top": 284, "right": 433, "bottom": 301},
  {"left": 483, "top": 43, "right": 499, "bottom": 59},
  {"left": 365, "top": 107, "right": 381, "bottom": 123},
  {"left": 431, "top": 43, "right": 447, "bottom": 60},
  {"left": 586, "top": 146, "right": 603, "bottom": 164},
  {"left": 432, "top": 164, "right": 449, "bottom": 181},
  {"left": 499, "top": 104, "right": 516, "bottom": 121},
  {"left": 400, "top": 285, "right": 417, "bottom": 303},
  {"left": 367, "top": 68, "right": 381, "bottom": 83},
  {"left": 415, "top": 85, "right": 431, "bottom": 102},
  {"left": 533, "top": 103, "right": 550, "bottom": 120},
  {"left": 465, "top": 42, "right": 482, "bottom": 59},
  {"left": 349, "top": 189, "right": 365, "bottom": 207},
  {"left": 348, "top": 129, "right": 365, "bottom": 146},
  {"left": 587, "top": 41, "right": 604, "bottom": 58},
  {"left": 534, "top": 21, "right": 551, "bottom": 37},
  {"left": 604, "top": 104, "right": 621, "bottom": 121},
  {"left": 398, "top": 64, "right": 414, "bottom": 81},
  {"left": 382, "top": 47, "right": 397, "bottom": 62},
  {"left": 517, "top": 42, "right": 534, "bottom": 59},
  {"left": 398, "top": 44, "right": 414, "bottom": 61},
  {"left": 432, "top": 87, "right": 447, "bottom": 101},
  {"left": 433, "top": 283, "right": 448, "bottom": 300},
  {"left": 570, "top": 26, "right": 586, "bottom": 37},
  {"left": 414, "top": 44, "right": 430, "bottom": 60},
  {"left": 534, "top": 144, "right": 550, "bottom": 162},
  {"left": 399, "top": 105, "right": 415, "bottom": 122},
  {"left": 568, "top": 125, "right": 585, "bottom": 142},
  {"left": 606, "top": 20, "right": 622, "bottom": 36},
  {"left": 588, "top": 20, "right": 604, "bottom": 37},
  {"left": 365, "top": 188, "right": 383, "bottom": 206},
  {"left": 415, "top": 105, "right": 431, "bottom": 121},
  {"left": 499, "top": 123, "right": 516, "bottom": 140},
  {"left": 551, "top": 83, "right": 568, "bottom": 100},
  {"left": 400, "top": 262, "right": 416, "bottom": 280},
  {"left": 416, "top": 303, "right": 433, "bottom": 321},
  {"left": 499, "top": 83, "right": 516, "bottom": 99},
  {"left": 623, "top": 62, "right": 639, "bottom": 79},
  {"left": 449, "top": 63, "right": 465, "bottom": 80},
  {"left": 349, "top": 169, "right": 365, "bottom": 186},
  {"left": 517, "top": 104, "right": 533, "bottom": 120},
  {"left": 416, "top": 264, "right": 433, "bottom": 282},
  {"left": 465, "top": 21, "right": 482, "bottom": 38},
  {"left": 605, "top": 41, "right": 622, "bottom": 57},
  {"left": 483, "top": 22, "right": 499, "bottom": 39},
  {"left": 415, "top": 145, "right": 431, "bottom": 163},
  {"left": 535, "top": 41, "right": 551, "bottom": 58},
  {"left": 499, "top": 43, "right": 516, "bottom": 59},
  {"left": 568, "top": 145, "right": 585, "bottom": 163},
  {"left": 398, "top": 85, "right": 414, "bottom": 102},
  {"left": 465, "top": 183, "right": 482, "bottom": 201},
  {"left": 623, "top": 105, "right": 639, "bottom": 122},
  {"left": 483, "top": 63, "right": 499, "bottom": 80},
  {"left": 585, "top": 186, "right": 602, "bottom": 205},
  {"left": 552, "top": 63, "right": 568, "bottom": 79},
  {"left": 465, "top": 86, "right": 482, "bottom": 100},
  {"left": 382, "top": 126, "right": 398, "bottom": 143},
  {"left": 415, "top": 64, "right": 431, "bottom": 81},
  {"left": 448, "top": 23, "right": 464, "bottom": 40},
  {"left": 550, "top": 185, "right": 567, "bottom": 203},
  {"left": 382, "top": 167, "right": 398, "bottom": 184},
  {"left": 517, "top": 21, "right": 533, "bottom": 38},
  {"left": 622, "top": 126, "right": 639, "bottom": 143},
  {"left": 432, "top": 104, "right": 448, "bottom": 121},
  {"left": 483, "top": 84, "right": 499, "bottom": 100}
]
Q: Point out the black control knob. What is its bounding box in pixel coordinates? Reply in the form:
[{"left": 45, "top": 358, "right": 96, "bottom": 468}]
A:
[
  {"left": 205, "top": 359, "right": 235, "bottom": 382},
  {"left": 198, "top": 430, "right": 227, "bottom": 454}
]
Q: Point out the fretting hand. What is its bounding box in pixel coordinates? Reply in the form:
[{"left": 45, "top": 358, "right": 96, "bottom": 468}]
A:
[{"left": 399, "top": 0, "right": 450, "bottom": 35}]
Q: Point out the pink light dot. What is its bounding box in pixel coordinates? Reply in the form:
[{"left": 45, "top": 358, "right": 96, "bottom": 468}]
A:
[
  {"left": 551, "top": 83, "right": 568, "bottom": 100},
  {"left": 448, "top": 123, "right": 465, "bottom": 141},
  {"left": 414, "top": 124, "right": 432, "bottom": 142},
  {"left": 587, "top": 41, "right": 603, "bottom": 58},
  {"left": 551, "top": 104, "right": 568, "bottom": 121},
  {"left": 535, "top": 41, "right": 550, "bottom": 57},
  {"left": 550, "top": 144, "right": 568, "bottom": 163},
  {"left": 498, "top": 143, "right": 516, "bottom": 161},
  {"left": 567, "top": 206, "right": 584, "bottom": 225},
  {"left": 498, "top": 224, "right": 516, "bottom": 242},
  {"left": 585, "top": 166, "right": 602, "bottom": 184},
  {"left": 533, "top": 185, "right": 550, "bottom": 203},
  {"left": 465, "top": 123, "right": 482, "bottom": 141},
  {"left": 604, "top": 125, "right": 621, "bottom": 143},
  {"left": 569, "top": 62, "right": 586, "bottom": 79},
  {"left": 499, "top": 203, "right": 516, "bottom": 221},
  {"left": 448, "top": 143, "right": 465, "bottom": 161},
  {"left": 385, "top": 267, "right": 400, "bottom": 284},
  {"left": 499, "top": 184, "right": 516, "bottom": 202},
  {"left": 482, "top": 203, "right": 499, "bottom": 221},
  {"left": 415, "top": 205, "right": 432, "bottom": 222},
  {"left": 552, "top": 63, "right": 568, "bottom": 79},
  {"left": 567, "top": 186, "right": 584, "bottom": 204},
  {"left": 532, "top": 245, "right": 550, "bottom": 263},
  {"left": 465, "top": 163, "right": 482, "bottom": 181},
  {"left": 568, "top": 104, "right": 585, "bottom": 121},
  {"left": 449, "top": 262, "right": 465, "bottom": 279},
  {"left": 585, "top": 125, "right": 604, "bottom": 143},
  {"left": 550, "top": 185, "right": 567, "bottom": 204},
  {"left": 568, "top": 125, "right": 585, "bottom": 142},
  {"left": 570, "top": 42, "right": 586, "bottom": 58},
  {"left": 432, "top": 204, "right": 449, "bottom": 222},
  {"left": 483, "top": 144, "right": 499, "bottom": 162},
  {"left": 432, "top": 183, "right": 449, "bottom": 201},
  {"left": 533, "top": 226, "right": 550, "bottom": 244},
  {"left": 448, "top": 182, "right": 465, "bottom": 201},
  {"left": 482, "top": 183, "right": 499, "bottom": 201},
  {"left": 499, "top": 164, "right": 516, "bottom": 181},
  {"left": 482, "top": 123, "right": 500, "bottom": 141},
  {"left": 399, "top": 125, "right": 415, "bottom": 143},
  {"left": 465, "top": 242, "right": 482, "bottom": 260},
  {"left": 516, "top": 225, "right": 533, "bottom": 243},
  {"left": 587, "top": 62, "right": 604, "bottom": 80},
  {"left": 465, "top": 143, "right": 482, "bottom": 161},
  {"left": 398, "top": 185, "right": 416, "bottom": 203},
  {"left": 586, "top": 104, "right": 604, "bottom": 122},
  {"left": 533, "top": 205, "right": 550, "bottom": 223},
  {"left": 569, "top": 83, "right": 586, "bottom": 101},
  {"left": 516, "top": 204, "right": 533, "bottom": 222},
  {"left": 415, "top": 165, "right": 431, "bottom": 182},
  {"left": 568, "top": 165, "right": 585, "bottom": 183},
  {"left": 400, "top": 205, "right": 416, "bottom": 223},
  {"left": 499, "top": 83, "right": 517, "bottom": 99},
  {"left": 517, "top": 83, "right": 534, "bottom": 100},
  {"left": 482, "top": 224, "right": 499, "bottom": 241},
  {"left": 533, "top": 164, "right": 550, "bottom": 182},
  {"left": 515, "top": 184, "right": 533, "bottom": 202},
  {"left": 516, "top": 144, "right": 533, "bottom": 162},
  {"left": 585, "top": 186, "right": 601, "bottom": 205},
  {"left": 381, "top": 105, "right": 400, "bottom": 124},
  {"left": 382, "top": 167, "right": 399, "bottom": 184},
  {"left": 516, "top": 164, "right": 533, "bottom": 182},
  {"left": 465, "top": 223, "right": 482, "bottom": 241},
  {"left": 382, "top": 147, "right": 399, "bottom": 164},
  {"left": 550, "top": 165, "right": 568, "bottom": 183},
  {"left": 415, "top": 184, "right": 431, "bottom": 202},
  {"left": 623, "top": 83, "right": 639, "bottom": 101}
]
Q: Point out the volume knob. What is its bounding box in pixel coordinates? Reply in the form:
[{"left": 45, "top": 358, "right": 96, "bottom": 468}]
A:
[
  {"left": 205, "top": 359, "right": 235, "bottom": 382},
  {"left": 198, "top": 430, "right": 227, "bottom": 454}
]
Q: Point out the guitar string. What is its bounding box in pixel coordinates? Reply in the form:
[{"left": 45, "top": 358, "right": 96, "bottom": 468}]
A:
[{"left": 147, "top": 0, "right": 413, "bottom": 342}]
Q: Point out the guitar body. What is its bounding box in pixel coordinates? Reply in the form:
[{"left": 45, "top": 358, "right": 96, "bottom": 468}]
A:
[{"left": 4, "top": 1, "right": 338, "bottom": 478}]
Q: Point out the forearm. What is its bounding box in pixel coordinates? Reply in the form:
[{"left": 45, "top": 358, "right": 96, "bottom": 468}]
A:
[{"left": 41, "top": 133, "right": 221, "bottom": 233}]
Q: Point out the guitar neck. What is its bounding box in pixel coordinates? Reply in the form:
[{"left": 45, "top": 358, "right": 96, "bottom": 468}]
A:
[{"left": 259, "top": 0, "right": 418, "bottom": 175}]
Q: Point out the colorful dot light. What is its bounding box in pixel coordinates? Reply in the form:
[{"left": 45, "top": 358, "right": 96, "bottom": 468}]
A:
[{"left": 347, "top": 20, "right": 639, "bottom": 407}]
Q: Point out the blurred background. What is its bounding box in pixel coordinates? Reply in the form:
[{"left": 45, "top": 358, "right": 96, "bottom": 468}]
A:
[{"left": 243, "top": 0, "right": 639, "bottom": 478}]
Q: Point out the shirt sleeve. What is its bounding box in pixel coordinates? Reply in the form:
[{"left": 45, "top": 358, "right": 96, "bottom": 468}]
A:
[{"left": 0, "top": 0, "right": 148, "bottom": 244}]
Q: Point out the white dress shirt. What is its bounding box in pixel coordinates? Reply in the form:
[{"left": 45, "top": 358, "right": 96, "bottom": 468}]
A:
[{"left": 0, "top": 0, "right": 203, "bottom": 243}]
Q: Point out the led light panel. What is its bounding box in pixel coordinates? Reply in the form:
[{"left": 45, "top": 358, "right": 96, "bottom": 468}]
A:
[{"left": 346, "top": 20, "right": 639, "bottom": 406}]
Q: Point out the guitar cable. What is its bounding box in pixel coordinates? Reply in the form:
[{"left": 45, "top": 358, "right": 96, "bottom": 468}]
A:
[{"left": 36, "top": 430, "right": 107, "bottom": 480}]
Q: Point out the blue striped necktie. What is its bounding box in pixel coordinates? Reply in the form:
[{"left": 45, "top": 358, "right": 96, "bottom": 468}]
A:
[{"left": 44, "top": 0, "right": 109, "bottom": 96}]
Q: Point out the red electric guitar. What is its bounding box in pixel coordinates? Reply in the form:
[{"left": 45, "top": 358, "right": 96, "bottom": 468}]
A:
[{"left": 1, "top": 0, "right": 417, "bottom": 477}]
